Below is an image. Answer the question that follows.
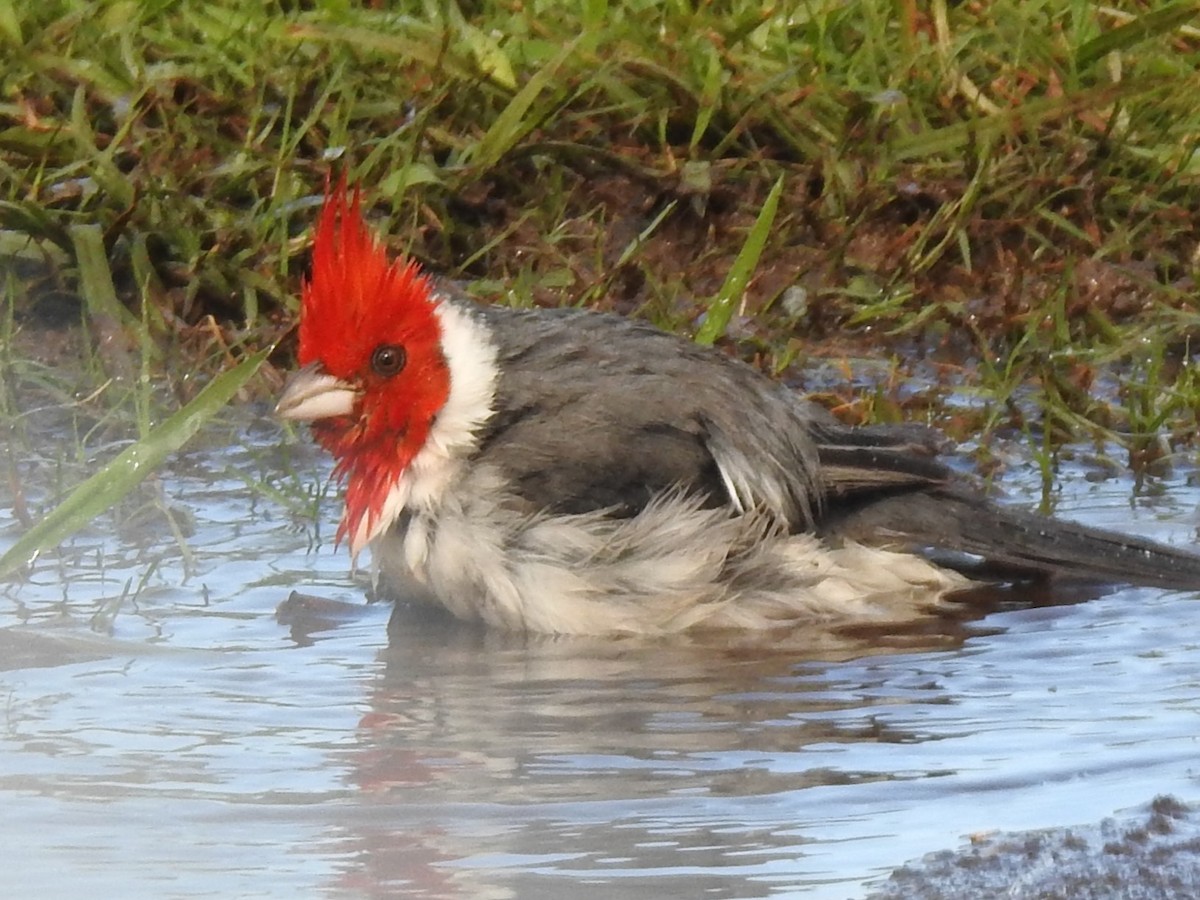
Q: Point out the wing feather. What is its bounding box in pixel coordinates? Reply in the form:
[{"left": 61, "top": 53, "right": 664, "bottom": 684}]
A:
[{"left": 470, "top": 305, "right": 823, "bottom": 524}]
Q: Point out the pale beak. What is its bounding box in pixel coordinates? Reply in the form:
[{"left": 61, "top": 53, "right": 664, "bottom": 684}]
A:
[{"left": 275, "top": 362, "right": 358, "bottom": 422}]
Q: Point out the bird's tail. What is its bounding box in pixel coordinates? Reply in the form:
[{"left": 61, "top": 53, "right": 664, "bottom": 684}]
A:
[{"left": 824, "top": 487, "right": 1200, "bottom": 591}]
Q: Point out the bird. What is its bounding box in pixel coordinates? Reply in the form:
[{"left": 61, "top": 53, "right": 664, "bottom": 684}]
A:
[{"left": 276, "top": 181, "right": 1200, "bottom": 635}]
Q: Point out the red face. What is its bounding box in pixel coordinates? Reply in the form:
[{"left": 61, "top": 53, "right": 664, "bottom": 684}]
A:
[{"left": 288, "top": 181, "right": 450, "bottom": 548}]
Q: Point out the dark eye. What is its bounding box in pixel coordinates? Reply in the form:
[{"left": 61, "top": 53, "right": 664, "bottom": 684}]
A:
[{"left": 371, "top": 344, "right": 407, "bottom": 377}]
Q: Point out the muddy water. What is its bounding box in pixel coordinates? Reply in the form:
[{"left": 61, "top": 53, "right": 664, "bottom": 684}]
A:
[{"left": 3, "top": 411, "right": 1200, "bottom": 898}]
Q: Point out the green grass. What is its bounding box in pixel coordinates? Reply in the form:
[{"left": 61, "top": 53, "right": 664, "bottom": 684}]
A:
[
  {"left": 3, "top": 0, "right": 1200, "bottom": 562},
  {"left": 0, "top": 347, "right": 267, "bottom": 577}
]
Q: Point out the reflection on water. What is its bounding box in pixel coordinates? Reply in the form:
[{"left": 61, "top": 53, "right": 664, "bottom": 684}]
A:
[{"left": 2, "top": 415, "right": 1200, "bottom": 897}]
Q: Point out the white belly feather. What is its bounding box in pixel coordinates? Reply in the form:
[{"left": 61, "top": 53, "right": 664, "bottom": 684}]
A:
[{"left": 373, "top": 466, "right": 969, "bottom": 635}]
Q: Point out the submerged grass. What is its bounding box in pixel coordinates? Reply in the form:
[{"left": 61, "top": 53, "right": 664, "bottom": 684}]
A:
[{"left": 3, "top": 0, "right": 1200, "bottom": 568}]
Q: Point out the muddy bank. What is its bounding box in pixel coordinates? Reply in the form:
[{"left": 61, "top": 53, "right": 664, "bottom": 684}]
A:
[{"left": 869, "top": 796, "right": 1200, "bottom": 899}]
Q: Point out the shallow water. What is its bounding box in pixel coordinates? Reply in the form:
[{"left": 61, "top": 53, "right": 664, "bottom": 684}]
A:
[{"left": 3, "top": 408, "right": 1200, "bottom": 898}]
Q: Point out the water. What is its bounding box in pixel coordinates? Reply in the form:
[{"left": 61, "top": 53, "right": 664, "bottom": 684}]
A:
[{"left": 3, "top": 407, "right": 1200, "bottom": 898}]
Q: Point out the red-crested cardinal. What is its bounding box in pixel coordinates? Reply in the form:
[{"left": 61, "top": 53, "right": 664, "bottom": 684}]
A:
[{"left": 276, "top": 183, "right": 1200, "bottom": 634}]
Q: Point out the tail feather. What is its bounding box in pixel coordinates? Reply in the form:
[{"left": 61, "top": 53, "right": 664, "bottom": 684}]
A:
[{"left": 822, "top": 488, "right": 1200, "bottom": 591}]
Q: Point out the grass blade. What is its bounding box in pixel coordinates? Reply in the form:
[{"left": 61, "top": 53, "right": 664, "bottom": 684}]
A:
[
  {"left": 71, "top": 223, "right": 139, "bottom": 381},
  {"left": 0, "top": 348, "right": 271, "bottom": 578},
  {"left": 1076, "top": 3, "right": 1200, "bottom": 70},
  {"left": 694, "top": 175, "right": 783, "bottom": 346},
  {"left": 469, "top": 38, "right": 580, "bottom": 171}
]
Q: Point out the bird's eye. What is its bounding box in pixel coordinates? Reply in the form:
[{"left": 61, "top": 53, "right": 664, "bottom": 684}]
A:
[{"left": 371, "top": 344, "right": 407, "bottom": 377}]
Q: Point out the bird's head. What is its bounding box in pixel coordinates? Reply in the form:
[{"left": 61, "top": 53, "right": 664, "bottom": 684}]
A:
[{"left": 276, "top": 181, "right": 451, "bottom": 553}]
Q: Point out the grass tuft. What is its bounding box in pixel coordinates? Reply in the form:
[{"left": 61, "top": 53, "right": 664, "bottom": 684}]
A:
[{"left": 4, "top": 0, "right": 1200, "bottom": 564}]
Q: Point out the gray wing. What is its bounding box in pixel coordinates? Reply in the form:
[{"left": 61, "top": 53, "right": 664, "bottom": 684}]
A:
[
  {"left": 469, "top": 305, "right": 950, "bottom": 526},
  {"left": 471, "top": 306, "right": 815, "bottom": 522}
]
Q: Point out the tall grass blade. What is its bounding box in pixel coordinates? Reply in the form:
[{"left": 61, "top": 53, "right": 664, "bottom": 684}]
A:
[
  {"left": 0, "top": 349, "right": 271, "bottom": 578},
  {"left": 694, "top": 175, "right": 783, "bottom": 346},
  {"left": 1075, "top": 3, "right": 1200, "bottom": 70},
  {"left": 71, "top": 223, "right": 140, "bottom": 382},
  {"left": 470, "top": 38, "right": 580, "bottom": 171}
]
